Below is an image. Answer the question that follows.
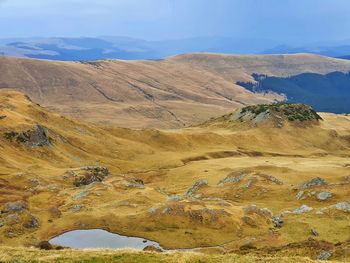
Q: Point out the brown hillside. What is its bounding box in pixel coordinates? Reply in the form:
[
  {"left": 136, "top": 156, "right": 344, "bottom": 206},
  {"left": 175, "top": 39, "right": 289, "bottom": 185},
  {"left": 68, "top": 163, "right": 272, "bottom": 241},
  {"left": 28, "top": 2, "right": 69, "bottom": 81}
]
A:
[{"left": 1, "top": 54, "right": 350, "bottom": 128}]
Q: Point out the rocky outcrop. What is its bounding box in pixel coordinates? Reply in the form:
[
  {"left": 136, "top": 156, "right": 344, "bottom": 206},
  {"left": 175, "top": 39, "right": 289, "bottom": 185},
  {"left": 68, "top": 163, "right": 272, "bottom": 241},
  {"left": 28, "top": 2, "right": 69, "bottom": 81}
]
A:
[
  {"left": 185, "top": 179, "right": 208, "bottom": 197},
  {"left": 294, "top": 205, "right": 313, "bottom": 214},
  {"left": 226, "top": 103, "right": 322, "bottom": 128},
  {"left": 73, "top": 166, "right": 109, "bottom": 187},
  {"left": 317, "top": 192, "right": 333, "bottom": 201},
  {"left": 4, "top": 124, "right": 51, "bottom": 147},
  {"left": 299, "top": 177, "right": 327, "bottom": 190},
  {"left": 218, "top": 173, "right": 247, "bottom": 185},
  {"left": 3, "top": 201, "right": 28, "bottom": 213}
]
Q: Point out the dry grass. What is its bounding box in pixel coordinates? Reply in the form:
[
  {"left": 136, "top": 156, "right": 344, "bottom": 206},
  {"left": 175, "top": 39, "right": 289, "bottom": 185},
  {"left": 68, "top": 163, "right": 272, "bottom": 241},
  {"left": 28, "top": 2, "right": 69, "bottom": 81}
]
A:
[
  {"left": 0, "top": 246, "right": 326, "bottom": 263},
  {"left": 0, "top": 90, "right": 349, "bottom": 262}
]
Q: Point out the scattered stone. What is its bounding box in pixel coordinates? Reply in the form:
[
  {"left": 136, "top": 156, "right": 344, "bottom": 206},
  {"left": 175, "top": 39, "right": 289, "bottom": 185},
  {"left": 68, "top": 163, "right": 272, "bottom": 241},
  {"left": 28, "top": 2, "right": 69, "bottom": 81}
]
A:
[
  {"left": 316, "top": 208, "right": 328, "bottom": 215},
  {"left": 73, "top": 166, "right": 109, "bottom": 187},
  {"left": 185, "top": 179, "right": 208, "bottom": 197},
  {"left": 167, "top": 195, "right": 183, "bottom": 202},
  {"left": 317, "top": 192, "right": 333, "bottom": 201},
  {"left": 240, "top": 178, "right": 255, "bottom": 189},
  {"left": 296, "top": 191, "right": 304, "bottom": 200},
  {"left": 317, "top": 250, "right": 332, "bottom": 261},
  {"left": 38, "top": 241, "right": 53, "bottom": 250},
  {"left": 294, "top": 205, "right": 313, "bottom": 214},
  {"left": 259, "top": 174, "right": 283, "bottom": 185},
  {"left": 71, "top": 204, "right": 84, "bottom": 213},
  {"left": 299, "top": 177, "right": 327, "bottom": 190},
  {"left": 331, "top": 202, "right": 350, "bottom": 212},
  {"left": 124, "top": 181, "right": 145, "bottom": 189},
  {"left": 273, "top": 216, "right": 283, "bottom": 228},
  {"left": 244, "top": 205, "right": 273, "bottom": 218},
  {"left": 23, "top": 214, "right": 40, "bottom": 229},
  {"left": 0, "top": 115, "right": 6, "bottom": 120},
  {"left": 148, "top": 207, "right": 157, "bottom": 214},
  {"left": 218, "top": 172, "right": 246, "bottom": 185},
  {"left": 310, "top": 228, "right": 319, "bottom": 236},
  {"left": 4, "top": 201, "right": 28, "bottom": 213}
]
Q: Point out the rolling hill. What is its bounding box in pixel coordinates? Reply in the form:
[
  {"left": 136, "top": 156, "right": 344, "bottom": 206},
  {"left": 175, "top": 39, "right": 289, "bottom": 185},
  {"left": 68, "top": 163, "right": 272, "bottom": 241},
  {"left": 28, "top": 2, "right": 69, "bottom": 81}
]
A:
[
  {"left": 1, "top": 53, "right": 350, "bottom": 128},
  {"left": 0, "top": 90, "right": 349, "bottom": 262}
]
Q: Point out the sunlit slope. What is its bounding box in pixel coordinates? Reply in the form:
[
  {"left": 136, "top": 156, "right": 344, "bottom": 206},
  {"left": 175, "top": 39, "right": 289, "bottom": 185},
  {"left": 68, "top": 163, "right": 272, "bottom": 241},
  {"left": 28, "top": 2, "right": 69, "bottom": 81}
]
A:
[
  {"left": 1, "top": 53, "right": 350, "bottom": 128},
  {"left": 0, "top": 90, "right": 349, "bottom": 261}
]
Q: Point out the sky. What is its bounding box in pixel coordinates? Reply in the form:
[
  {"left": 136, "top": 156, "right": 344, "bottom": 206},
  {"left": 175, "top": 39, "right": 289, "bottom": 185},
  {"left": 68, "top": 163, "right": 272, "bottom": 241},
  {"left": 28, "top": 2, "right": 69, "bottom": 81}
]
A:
[{"left": 1, "top": 0, "right": 350, "bottom": 43}]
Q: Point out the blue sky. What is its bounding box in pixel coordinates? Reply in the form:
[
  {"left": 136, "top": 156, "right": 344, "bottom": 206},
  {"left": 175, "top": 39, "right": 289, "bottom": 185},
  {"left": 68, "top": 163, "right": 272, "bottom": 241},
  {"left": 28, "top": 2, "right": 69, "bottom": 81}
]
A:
[{"left": 1, "top": 0, "right": 350, "bottom": 43}]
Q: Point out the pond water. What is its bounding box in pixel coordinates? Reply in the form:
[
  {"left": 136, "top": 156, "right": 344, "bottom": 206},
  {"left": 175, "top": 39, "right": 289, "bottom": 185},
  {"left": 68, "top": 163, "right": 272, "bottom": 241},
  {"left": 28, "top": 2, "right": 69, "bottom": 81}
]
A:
[{"left": 49, "top": 229, "right": 163, "bottom": 250}]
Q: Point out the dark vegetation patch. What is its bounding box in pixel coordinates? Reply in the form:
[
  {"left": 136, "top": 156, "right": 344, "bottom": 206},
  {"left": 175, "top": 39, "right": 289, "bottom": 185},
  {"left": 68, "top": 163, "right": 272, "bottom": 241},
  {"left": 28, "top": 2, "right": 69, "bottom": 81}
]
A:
[
  {"left": 241, "top": 103, "right": 322, "bottom": 122},
  {"left": 237, "top": 72, "right": 350, "bottom": 113}
]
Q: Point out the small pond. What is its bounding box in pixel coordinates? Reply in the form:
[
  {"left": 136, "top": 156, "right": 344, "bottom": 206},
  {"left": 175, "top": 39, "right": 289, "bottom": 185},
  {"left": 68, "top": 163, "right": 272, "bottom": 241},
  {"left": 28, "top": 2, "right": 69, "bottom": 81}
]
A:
[{"left": 49, "top": 229, "right": 163, "bottom": 250}]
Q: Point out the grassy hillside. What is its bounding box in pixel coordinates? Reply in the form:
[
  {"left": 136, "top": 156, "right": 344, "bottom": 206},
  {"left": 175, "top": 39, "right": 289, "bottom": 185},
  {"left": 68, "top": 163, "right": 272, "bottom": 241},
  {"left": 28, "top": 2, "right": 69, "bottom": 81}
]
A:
[
  {"left": 1, "top": 53, "right": 350, "bottom": 128},
  {"left": 0, "top": 90, "right": 349, "bottom": 262}
]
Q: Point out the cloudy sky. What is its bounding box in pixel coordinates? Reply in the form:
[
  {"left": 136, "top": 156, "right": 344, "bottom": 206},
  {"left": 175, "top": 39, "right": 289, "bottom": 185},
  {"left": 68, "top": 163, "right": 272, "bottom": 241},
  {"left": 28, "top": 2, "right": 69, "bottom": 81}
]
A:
[{"left": 1, "top": 0, "right": 350, "bottom": 43}]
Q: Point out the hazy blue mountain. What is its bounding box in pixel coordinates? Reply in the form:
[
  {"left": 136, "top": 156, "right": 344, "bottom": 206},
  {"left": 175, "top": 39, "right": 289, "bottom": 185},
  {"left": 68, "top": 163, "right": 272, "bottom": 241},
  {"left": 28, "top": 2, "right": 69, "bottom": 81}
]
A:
[
  {"left": 0, "top": 36, "right": 278, "bottom": 61},
  {"left": 236, "top": 72, "right": 350, "bottom": 113}
]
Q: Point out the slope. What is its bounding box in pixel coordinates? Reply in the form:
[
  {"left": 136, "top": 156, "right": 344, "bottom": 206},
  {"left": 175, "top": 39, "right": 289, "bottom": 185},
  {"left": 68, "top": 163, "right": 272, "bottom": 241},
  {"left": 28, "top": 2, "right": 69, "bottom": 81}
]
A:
[
  {"left": 0, "top": 90, "right": 349, "bottom": 262},
  {"left": 1, "top": 53, "right": 350, "bottom": 128}
]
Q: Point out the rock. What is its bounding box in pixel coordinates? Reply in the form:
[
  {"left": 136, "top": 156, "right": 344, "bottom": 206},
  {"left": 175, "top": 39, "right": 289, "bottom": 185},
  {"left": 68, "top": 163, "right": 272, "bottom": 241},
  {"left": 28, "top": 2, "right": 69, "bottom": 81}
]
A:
[
  {"left": 310, "top": 228, "right": 319, "bottom": 236},
  {"left": 296, "top": 190, "right": 304, "bottom": 200},
  {"left": 73, "top": 166, "right": 109, "bottom": 187},
  {"left": 148, "top": 207, "right": 157, "bottom": 214},
  {"left": 218, "top": 172, "right": 247, "bottom": 185},
  {"left": 4, "top": 124, "right": 51, "bottom": 147},
  {"left": 38, "top": 241, "right": 53, "bottom": 250},
  {"left": 273, "top": 216, "right": 283, "bottom": 228},
  {"left": 331, "top": 202, "right": 350, "bottom": 212},
  {"left": 317, "top": 192, "right": 333, "bottom": 201},
  {"left": 294, "top": 205, "right": 313, "bottom": 214},
  {"left": 167, "top": 195, "right": 183, "bottom": 202},
  {"left": 259, "top": 174, "right": 283, "bottom": 185},
  {"left": 299, "top": 177, "right": 327, "bottom": 189},
  {"left": 317, "top": 250, "right": 332, "bottom": 261},
  {"left": 0, "top": 115, "right": 6, "bottom": 120},
  {"left": 240, "top": 178, "right": 255, "bottom": 189},
  {"left": 316, "top": 208, "right": 327, "bottom": 215},
  {"left": 244, "top": 205, "right": 273, "bottom": 218},
  {"left": 185, "top": 179, "right": 208, "bottom": 197},
  {"left": 71, "top": 204, "right": 84, "bottom": 213},
  {"left": 4, "top": 201, "right": 28, "bottom": 213},
  {"left": 124, "top": 181, "right": 145, "bottom": 189},
  {"left": 143, "top": 245, "right": 163, "bottom": 252},
  {"left": 23, "top": 214, "right": 40, "bottom": 228}
]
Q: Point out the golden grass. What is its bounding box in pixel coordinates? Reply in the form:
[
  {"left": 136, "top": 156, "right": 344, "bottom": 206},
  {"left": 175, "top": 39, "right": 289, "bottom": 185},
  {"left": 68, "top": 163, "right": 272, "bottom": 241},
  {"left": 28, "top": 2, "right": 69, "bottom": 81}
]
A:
[{"left": 0, "top": 246, "right": 327, "bottom": 263}]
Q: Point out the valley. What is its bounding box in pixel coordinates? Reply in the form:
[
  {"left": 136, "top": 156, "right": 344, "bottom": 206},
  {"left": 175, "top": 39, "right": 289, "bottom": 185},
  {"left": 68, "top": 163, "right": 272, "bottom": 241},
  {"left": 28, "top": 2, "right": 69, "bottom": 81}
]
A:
[{"left": 0, "top": 90, "right": 349, "bottom": 262}]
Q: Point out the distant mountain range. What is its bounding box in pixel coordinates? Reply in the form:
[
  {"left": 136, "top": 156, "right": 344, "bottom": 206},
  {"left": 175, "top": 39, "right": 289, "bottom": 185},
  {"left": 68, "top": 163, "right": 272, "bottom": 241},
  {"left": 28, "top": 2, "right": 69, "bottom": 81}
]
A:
[
  {"left": 0, "top": 36, "right": 278, "bottom": 61},
  {"left": 2, "top": 36, "right": 350, "bottom": 61}
]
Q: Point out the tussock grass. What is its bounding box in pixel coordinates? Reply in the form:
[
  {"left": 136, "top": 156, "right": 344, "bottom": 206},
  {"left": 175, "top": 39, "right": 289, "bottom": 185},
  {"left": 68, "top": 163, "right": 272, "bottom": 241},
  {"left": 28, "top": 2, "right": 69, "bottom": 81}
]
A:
[{"left": 0, "top": 247, "right": 323, "bottom": 263}]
